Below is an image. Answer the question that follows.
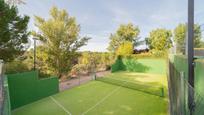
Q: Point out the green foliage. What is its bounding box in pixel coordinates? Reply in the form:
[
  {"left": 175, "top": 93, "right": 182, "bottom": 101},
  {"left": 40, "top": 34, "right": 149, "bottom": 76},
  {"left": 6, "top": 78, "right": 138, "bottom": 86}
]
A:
[
  {"left": 32, "top": 6, "right": 90, "bottom": 77},
  {"left": 78, "top": 52, "right": 98, "bottom": 73},
  {"left": 0, "top": 0, "right": 29, "bottom": 62},
  {"left": 73, "top": 52, "right": 115, "bottom": 74},
  {"left": 23, "top": 46, "right": 55, "bottom": 77},
  {"left": 116, "top": 41, "right": 133, "bottom": 55},
  {"left": 174, "top": 23, "right": 202, "bottom": 53},
  {"left": 70, "top": 64, "right": 87, "bottom": 77},
  {"left": 5, "top": 46, "right": 55, "bottom": 77},
  {"left": 5, "top": 60, "right": 29, "bottom": 74},
  {"left": 107, "top": 23, "right": 140, "bottom": 52},
  {"left": 146, "top": 28, "right": 172, "bottom": 52},
  {"left": 117, "top": 23, "right": 140, "bottom": 41}
]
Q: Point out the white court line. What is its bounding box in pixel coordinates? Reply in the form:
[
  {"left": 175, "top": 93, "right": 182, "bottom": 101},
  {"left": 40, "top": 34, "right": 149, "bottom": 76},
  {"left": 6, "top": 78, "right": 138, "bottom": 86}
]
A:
[
  {"left": 50, "top": 96, "right": 72, "bottom": 115},
  {"left": 82, "top": 82, "right": 127, "bottom": 115}
]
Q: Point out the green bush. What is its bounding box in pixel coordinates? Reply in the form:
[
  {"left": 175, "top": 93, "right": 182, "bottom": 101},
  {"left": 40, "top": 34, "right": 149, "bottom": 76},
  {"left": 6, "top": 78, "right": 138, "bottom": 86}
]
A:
[
  {"left": 5, "top": 60, "right": 30, "bottom": 74},
  {"left": 76, "top": 52, "right": 116, "bottom": 73}
]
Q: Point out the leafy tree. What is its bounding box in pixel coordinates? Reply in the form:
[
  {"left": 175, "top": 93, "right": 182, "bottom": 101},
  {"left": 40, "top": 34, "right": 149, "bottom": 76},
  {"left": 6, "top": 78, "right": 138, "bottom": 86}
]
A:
[
  {"left": 147, "top": 28, "right": 172, "bottom": 51},
  {"left": 5, "top": 60, "right": 29, "bottom": 74},
  {"left": 23, "top": 46, "right": 54, "bottom": 76},
  {"left": 32, "top": 6, "right": 90, "bottom": 77},
  {"left": 116, "top": 41, "right": 133, "bottom": 55},
  {"left": 199, "top": 41, "right": 204, "bottom": 48},
  {"left": 117, "top": 23, "right": 140, "bottom": 41},
  {"left": 0, "top": 0, "right": 29, "bottom": 62},
  {"left": 77, "top": 52, "right": 99, "bottom": 73},
  {"left": 174, "top": 23, "right": 202, "bottom": 53},
  {"left": 76, "top": 52, "right": 115, "bottom": 74},
  {"left": 145, "top": 37, "right": 152, "bottom": 49},
  {"left": 107, "top": 23, "right": 140, "bottom": 52}
]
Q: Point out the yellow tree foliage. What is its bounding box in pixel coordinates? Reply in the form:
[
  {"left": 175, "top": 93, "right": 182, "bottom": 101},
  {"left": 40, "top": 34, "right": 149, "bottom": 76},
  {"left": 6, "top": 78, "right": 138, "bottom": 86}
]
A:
[{"left": 116, "top": 41, "right": 133, "bottom": 56}]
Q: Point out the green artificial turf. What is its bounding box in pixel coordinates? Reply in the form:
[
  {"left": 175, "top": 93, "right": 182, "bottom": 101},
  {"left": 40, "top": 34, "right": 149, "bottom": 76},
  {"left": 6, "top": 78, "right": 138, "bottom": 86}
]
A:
[
  {"left": 103, "top": 72, "right": 167, "bottom": 87},
  {"left": 12, "top": 72, "right": 168, "bottom": 115}
]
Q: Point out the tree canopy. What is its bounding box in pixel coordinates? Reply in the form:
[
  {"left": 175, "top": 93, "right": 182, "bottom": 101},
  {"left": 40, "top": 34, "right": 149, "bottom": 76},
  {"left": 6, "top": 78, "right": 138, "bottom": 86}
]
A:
[
  {"left": 0, "top": 0, "right": 29, "bottom": 62},
  {"left": 174, "top": 23, "right": 202, "bottom": 53},
  {"left": 32, "top": 6, "right": 90, "bottom": 77},
  {"left": 146, "top": 28, "right": 172, "bottom": 51},
  {"left": 107, "top": 23, "right": 140, "bottom": 52},
  {"left": 116, "top": 41, "right": 133, "bottom": 56}
]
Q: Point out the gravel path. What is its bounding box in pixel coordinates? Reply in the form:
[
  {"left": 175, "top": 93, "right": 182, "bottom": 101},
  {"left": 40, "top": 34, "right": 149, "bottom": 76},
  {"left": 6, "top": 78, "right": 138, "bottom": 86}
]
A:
[{"left": 59, "top": 71, "right": 110, "bottom": 91}]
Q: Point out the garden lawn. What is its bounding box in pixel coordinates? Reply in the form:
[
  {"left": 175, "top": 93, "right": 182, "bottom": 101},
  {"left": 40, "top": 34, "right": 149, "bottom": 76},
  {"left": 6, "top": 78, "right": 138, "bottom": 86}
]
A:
[{"left": 12, "top": 72, "right": 168, "bottom": 115}]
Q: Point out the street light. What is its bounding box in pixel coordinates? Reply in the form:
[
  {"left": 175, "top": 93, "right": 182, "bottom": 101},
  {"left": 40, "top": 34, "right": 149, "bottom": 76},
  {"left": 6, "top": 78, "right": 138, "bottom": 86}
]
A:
[{"left": 33, "top": 38, "right": 37, "bottom": 70}]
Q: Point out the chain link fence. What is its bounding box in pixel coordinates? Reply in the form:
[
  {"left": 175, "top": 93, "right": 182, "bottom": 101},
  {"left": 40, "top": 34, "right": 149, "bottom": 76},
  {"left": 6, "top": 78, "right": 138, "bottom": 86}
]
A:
[
  {"left": 168, "top": 59, "right": 204, "bottom": 115},
  {"left": 0, "top": 60, "right": 11, "bottom": 115},
  {"left": 0, "top": 60, "right": 4, "bottom": 115}
]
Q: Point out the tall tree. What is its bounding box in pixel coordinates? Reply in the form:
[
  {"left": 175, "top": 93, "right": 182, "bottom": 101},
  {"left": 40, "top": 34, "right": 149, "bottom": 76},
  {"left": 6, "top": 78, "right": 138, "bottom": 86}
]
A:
[
  {"left": 107, "top": 23, "right": 140, "bottom": 52},
  {"left": 0, "top": 0, "right": 29, "bottom": 62},
  {"left": 116, "top": 41, "right": 133, "bottom": 56},
  {"left": 147, "top": 28, "right": 172, "bottom": 51},
  {"left": 32, "top": 6, "right": 90, "bottom": 77},
  {"left": 174, "top": 23, "right": 202, "bottom": 53}
]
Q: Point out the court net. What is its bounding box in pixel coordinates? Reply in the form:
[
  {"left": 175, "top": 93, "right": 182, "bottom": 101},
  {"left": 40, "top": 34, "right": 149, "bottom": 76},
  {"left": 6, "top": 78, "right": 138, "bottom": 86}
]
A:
[{"left": 96, "top": 76, "right": 164, "bottom": 97}]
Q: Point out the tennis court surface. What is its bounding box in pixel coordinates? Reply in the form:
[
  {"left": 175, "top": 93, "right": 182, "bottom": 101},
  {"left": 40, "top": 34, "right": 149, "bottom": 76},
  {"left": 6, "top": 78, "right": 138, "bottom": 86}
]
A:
[{"left": 12, "top": 72, "right": 168, "bottom": 115}]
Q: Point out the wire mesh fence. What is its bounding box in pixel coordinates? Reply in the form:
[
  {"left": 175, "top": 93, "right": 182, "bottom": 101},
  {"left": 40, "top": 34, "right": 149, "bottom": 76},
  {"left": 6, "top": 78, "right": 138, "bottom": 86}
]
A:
[
  {"left": 0, "top": 60, "right": 4, "bottom": 115},
  {"left": 168, "top": 59, "right": 204, "bottom": 115},
  {"left": 59, "top": 71, "right": 109, "bottom": 91},
  {"left": 0, "top": 60, "right": 11, "bottom": 115}
]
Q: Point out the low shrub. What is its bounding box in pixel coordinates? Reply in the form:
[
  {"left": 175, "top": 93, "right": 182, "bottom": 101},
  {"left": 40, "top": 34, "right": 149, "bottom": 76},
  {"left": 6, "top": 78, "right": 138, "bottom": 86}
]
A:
[{"left": 5, "top": 60, "right": 30, "bottom": 74}]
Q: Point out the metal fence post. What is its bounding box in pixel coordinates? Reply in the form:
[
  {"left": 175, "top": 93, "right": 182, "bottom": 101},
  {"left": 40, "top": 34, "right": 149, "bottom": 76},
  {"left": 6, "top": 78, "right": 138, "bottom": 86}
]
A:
[
  {"left": 187, "top": 0, "right": 195, "bottom": 114},
  {"left": 0, "top": 60, "right": 4, "bottom": 115}
]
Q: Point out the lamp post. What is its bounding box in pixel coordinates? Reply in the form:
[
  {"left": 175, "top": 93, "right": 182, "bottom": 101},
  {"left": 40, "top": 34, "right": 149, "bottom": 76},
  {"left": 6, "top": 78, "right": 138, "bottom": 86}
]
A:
[
  {"left": 187, "top": 0, "right": 195, "bottom": 114},
  {"left": 33, "top": 38, "right": 37, "bottom": 70}
]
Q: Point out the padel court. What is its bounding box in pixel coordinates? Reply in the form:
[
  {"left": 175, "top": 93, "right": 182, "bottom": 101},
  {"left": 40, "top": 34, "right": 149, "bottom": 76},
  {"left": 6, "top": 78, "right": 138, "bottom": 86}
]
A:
[{"left": 11, "top": 72, "right": 168, "bottom": 115}]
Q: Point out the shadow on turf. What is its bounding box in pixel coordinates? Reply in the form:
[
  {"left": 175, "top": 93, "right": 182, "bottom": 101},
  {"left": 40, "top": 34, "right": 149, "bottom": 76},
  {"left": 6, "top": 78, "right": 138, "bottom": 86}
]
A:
[{"left": 118, "top": 59, "right": 151, "bottom": 73}]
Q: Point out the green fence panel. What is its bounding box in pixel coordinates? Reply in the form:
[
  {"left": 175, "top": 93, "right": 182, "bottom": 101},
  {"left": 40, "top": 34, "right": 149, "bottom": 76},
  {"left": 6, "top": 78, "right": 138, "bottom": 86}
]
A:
[
  {"left": 195, "top": 60, "right": 204, "bottom": 96},
  {"left": 194, "top": 60, "right": 204, "bottom": 114},
  {"left": 7, "top": 71, "right": 59, "bottom": 110},
  {"left": 111, "top": 57, "right": 166, "bottom": 74},
  {"left": 35, "top": 77, "right": 59, "bottom": 100}
]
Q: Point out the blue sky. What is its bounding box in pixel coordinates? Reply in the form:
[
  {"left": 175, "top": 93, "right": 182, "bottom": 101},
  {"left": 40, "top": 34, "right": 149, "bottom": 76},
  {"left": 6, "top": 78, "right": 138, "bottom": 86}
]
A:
[{"left": 17, "top": 0, "right": 204, "bottom": 52}]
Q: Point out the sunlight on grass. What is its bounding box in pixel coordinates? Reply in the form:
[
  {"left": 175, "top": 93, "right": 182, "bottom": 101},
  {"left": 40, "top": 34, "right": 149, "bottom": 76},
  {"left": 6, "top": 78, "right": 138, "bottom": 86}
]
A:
[{"left": 107, "top": 71, "right": 167, "bottom": 87}]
